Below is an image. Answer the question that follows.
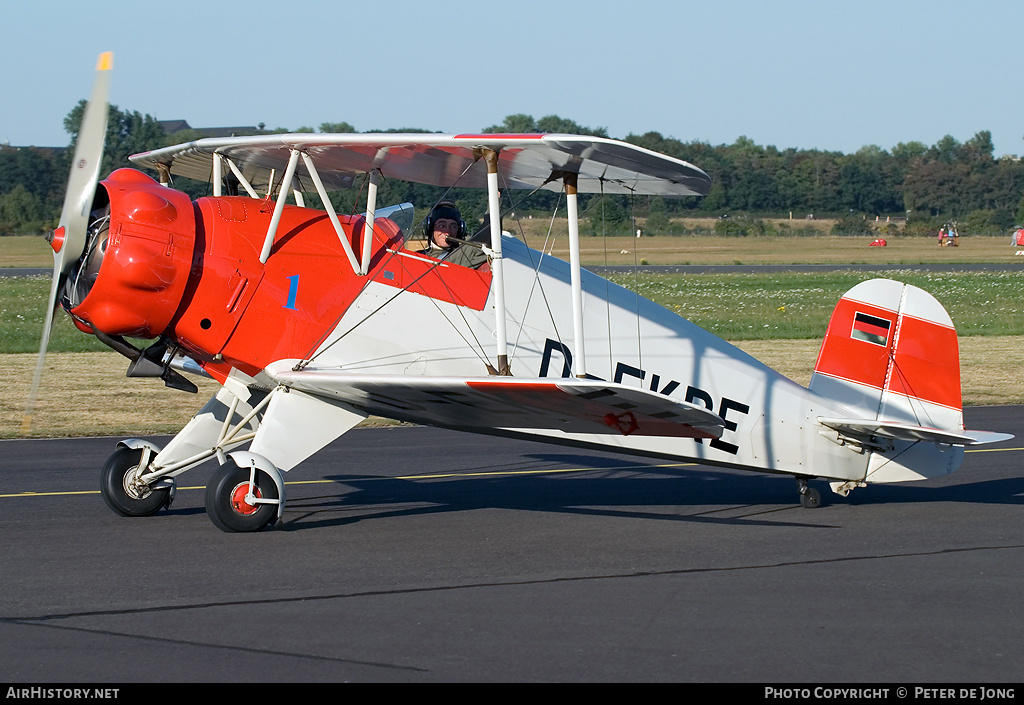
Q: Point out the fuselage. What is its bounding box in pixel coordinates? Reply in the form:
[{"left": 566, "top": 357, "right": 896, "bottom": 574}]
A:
[
  {"left": 302, "top": 224, "right": 872, "bottom": 482},
  {"left": 65, "top": 176, "right": 901, "bottom": 484}
]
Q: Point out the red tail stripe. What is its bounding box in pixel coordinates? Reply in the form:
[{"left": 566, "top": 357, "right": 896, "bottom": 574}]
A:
[
  {"left": 814, "top": 298, "right": 960, "bottom": 409},
  {"left": 887, "top": 315, "right": 961, "bottom": 409},
  {"left": 815, "top": 299, "right": 895, "bottom": 390}
]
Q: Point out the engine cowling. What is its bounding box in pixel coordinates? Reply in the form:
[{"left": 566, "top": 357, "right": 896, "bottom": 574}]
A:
[{"left": 67, "top": 168, "right": 197, "bottom": 338}]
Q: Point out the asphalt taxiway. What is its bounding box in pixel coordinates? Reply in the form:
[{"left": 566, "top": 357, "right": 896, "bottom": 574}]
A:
[{"left": 1, "top": 406, "right": 1022, "bottom": 682}]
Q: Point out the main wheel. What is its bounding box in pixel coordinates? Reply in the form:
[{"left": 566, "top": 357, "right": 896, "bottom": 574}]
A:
[
  {"left": 205, "top": 463, "right": 279, "bottom": 532},
  {"left": 100, "top": 446, "right": 172, "bottom": 517},
  {"left": 800, "top": 486, "right": 822, "bottom": 508}
]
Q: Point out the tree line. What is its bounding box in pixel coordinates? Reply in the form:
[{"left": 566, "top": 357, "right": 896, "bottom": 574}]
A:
[{"left": 2, "top": 103, "right": 1022, "bottom": 237}]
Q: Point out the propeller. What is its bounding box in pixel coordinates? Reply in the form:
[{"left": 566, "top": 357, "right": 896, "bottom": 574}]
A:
[{"left": 21, "top": 52, "right": 113, "bottom": 435}]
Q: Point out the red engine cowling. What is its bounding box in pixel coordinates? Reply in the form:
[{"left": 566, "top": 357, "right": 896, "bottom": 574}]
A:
[{"left": 68, "top": 169, "right": 197, "bottom": 338}]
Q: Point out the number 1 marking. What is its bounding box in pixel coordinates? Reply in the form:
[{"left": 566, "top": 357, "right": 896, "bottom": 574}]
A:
[{"left": 284, "top": 275, "right": 299, "bottom": 310}]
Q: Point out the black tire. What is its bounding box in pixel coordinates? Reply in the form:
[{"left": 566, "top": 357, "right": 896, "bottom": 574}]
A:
[
  {"left": 800, "top": 487, "right": 822, "bottom": 509},
  {"left": 205, "top": 463, "right": 279, "bottom": 533},
  {"left": 100, "top": 446, "right": 171, "bottom": 517}
]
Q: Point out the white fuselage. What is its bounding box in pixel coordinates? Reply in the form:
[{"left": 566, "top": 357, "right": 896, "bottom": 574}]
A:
[{"left": 311, "top": 235, "right": 877, "bottom": 483}]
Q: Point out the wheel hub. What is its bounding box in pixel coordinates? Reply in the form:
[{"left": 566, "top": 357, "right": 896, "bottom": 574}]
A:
[
  {"left": 122, "top": 465, "right": 152, "bottom": 500},
  {"left": 229, "top": 482, "right": 262, "bottom": 516}
]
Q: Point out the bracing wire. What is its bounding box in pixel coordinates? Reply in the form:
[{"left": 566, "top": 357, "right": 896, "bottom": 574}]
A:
[{"left": 493, "top": 171, "right": 574, "bottom": 375}]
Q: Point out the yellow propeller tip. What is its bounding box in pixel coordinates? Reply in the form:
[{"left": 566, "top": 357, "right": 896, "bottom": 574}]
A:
[{"left": 96, "top": 52, "right": 113, "bottom": 71}]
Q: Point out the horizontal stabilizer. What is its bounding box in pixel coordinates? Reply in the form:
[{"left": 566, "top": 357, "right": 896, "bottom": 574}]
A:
[
  {"left": 818, "top": 417, "right": 1012, "bottom": 446},
  {"left": 960, "top": 429, "right": 1015, "bottom": 445},
  {"left": 265, "top": 362, "right": 725, "bottom": 439}
]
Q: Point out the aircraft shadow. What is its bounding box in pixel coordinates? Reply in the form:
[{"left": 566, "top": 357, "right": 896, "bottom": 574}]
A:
[
  {"left": 151, "top": 447, "right": 1024, "bottom": 532},
  {"left": 276, "top": 452, "right": 835, "bottom": 532},
  {"left": 273, "top": 450, "right": 1024, "bottom": 532},
  {"left": 839, "top": 476, "right": 1024, "bottom": 506}
]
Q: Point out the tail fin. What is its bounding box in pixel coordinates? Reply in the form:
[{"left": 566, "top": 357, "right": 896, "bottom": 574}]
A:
[
  {"left": 810, "top": 278, "right": 962, "bottom": 430},
  {"left": 810, "top": 279, "right": 1012, "bottom": 486}
]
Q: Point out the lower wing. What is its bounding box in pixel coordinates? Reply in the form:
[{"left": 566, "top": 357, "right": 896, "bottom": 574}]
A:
[{"left": 265, "top": 362, "right": 725, "bottom": 439}]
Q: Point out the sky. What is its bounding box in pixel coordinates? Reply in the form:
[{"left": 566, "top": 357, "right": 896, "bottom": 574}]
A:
[{"left": 4, "top": 0, "right": 1022, "bottom": 159}]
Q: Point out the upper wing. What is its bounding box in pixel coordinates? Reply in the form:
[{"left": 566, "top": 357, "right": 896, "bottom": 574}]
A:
[
  {"left": 264, "top": 362, "right": 724, "bottom": 439},
  {"left": 130, "top": 133, "right": 711, "bottom": 197}
]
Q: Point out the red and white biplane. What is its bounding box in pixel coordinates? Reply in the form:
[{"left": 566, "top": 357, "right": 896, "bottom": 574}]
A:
[{"left": 26, "top": 54, "right": 1011, "bottom": 531}]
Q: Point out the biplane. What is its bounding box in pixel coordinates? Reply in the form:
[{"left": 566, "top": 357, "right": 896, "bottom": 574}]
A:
[{"left": 25, "top": 54, "right": 1011, "bottom": 531}]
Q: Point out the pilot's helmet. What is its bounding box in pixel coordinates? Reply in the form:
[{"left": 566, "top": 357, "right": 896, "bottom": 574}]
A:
[{"left": 424, "top": 200, "right": 466, "bottom": 247}]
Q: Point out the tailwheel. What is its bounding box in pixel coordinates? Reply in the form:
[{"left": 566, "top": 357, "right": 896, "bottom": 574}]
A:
[
  {"left": 796, "top": 477, "right": 821, "bottom": 509},
  {"left": 205, "top": 463, "right": 280, "bottom": 533},
  {"left": 100, "top": 446, "right": 173, "bottom": 517}
]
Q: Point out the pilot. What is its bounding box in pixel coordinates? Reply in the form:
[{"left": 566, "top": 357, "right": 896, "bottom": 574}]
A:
[{"left": 419, "top": 200, "right": 489, "bottom": 271}]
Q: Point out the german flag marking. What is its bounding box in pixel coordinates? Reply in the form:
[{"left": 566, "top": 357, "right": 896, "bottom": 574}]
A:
[{"left": 851, "top": 311, "right": 891, "bottom": 346}]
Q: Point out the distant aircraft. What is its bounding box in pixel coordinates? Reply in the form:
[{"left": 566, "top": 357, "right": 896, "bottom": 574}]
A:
[{"left": 25, "top": 53, "right": 1010, "bottom": 531}]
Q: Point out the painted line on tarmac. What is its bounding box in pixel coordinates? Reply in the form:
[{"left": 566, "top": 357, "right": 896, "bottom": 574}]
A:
[
  {"left": 0, "top": 461, "right": 697, "bottom": 499},
  {"left": 3, "top": 447, "right": 1018, "bottom": 500}
]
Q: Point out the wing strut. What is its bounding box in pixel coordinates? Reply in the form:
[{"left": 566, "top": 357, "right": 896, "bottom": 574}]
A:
[
  {"left": 299, "top": 152, "right": 362, "bottom": 273},
  {"left": 254, "top": 149, "right": 370, "bottom": 275},
  {"left": 564, "top": 171, "right": 586, "bottom": 377},
  {"left": 219, "top": 154, "right": 260, "bottom": 198},
  {"left": 259, "top": 149, "right": 301, "bottom": 263},
  {"left": 212, "top": 153, "right": 222, "bottom": 196},
  {"left": 361, "top": 148, "right": 389, "bottom": 276},
  {"left": 484, "top": 149, "right": 510, "bottom": 375}
]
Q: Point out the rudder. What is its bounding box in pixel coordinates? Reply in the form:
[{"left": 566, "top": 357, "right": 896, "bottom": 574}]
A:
[{"left": 810, "top": 278, "right": 962, "bottom": 432}]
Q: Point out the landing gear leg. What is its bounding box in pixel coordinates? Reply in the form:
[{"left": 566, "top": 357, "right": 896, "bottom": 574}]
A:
[{"left": 796, "top": 477, "right": 821, "bottom": 508}]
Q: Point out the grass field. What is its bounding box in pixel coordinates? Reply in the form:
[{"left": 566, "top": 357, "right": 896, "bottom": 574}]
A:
[
  {"left": 3, "top": 230, "right": 1023, "bottom": 437},
  {"left": 6, "top": 262, "right": 1024, "bottom": 353},
  {"left": 5, "top": 336, "right": 1022, "bottom": 439},
  {"left": 608, "top": 269, "right": 1024, "bottom": 339},
  {"left": 5, "top": 230, "right": 1022, "bottom": 268}
]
